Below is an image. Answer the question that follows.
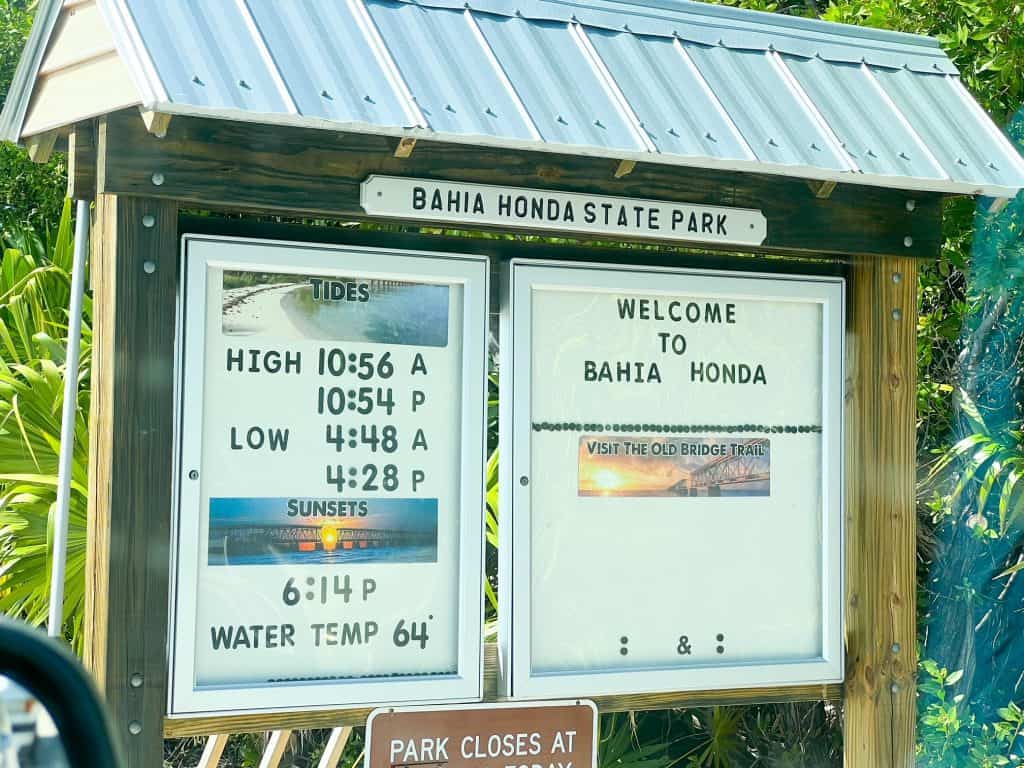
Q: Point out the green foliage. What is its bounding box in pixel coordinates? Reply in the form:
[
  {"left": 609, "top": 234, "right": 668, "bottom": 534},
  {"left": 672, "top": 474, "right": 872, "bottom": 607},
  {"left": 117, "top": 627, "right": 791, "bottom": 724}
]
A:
[
  {"left": 0, "top": 199, "right": 91, "bottom": 650},
  {"left": 0, "top": 0, "right": 67, "bottom": 234},
  {"left": 925, "top": 389, "right": 1024, "bottom": 535},
  {"left": 918, "top": 660, "right": 1024, "bottom": 767}
]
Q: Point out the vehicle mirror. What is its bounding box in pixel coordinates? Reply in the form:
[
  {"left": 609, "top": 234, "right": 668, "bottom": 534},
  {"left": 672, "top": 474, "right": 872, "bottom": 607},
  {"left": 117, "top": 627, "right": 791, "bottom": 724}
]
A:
[{"left": 0, "top": 618, "right": 121, "bottom": 768}]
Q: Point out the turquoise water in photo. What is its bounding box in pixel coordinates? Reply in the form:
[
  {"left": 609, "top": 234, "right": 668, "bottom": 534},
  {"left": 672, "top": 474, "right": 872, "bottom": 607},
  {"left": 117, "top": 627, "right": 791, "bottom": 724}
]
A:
[{"left": 284, "top": 282, "right": 450, "bottom": 347}]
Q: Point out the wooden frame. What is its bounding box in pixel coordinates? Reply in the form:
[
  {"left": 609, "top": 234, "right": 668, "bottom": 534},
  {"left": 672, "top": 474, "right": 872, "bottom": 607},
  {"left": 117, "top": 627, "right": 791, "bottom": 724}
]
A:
[{"left": 79, "top": 107, "right": 925, "bottom": 767}]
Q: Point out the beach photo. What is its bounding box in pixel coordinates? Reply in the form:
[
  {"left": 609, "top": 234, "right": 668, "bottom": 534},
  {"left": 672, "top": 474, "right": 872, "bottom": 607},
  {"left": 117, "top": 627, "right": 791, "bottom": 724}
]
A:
[
  {"left": 578, "top": 436, "right": 770, "bottom": 497},
  {"left": 220, "top": 269, "right": 451, "bottom": 347},
  {"left": 207, "top": 497, "right": 439, "bottom": 566}
]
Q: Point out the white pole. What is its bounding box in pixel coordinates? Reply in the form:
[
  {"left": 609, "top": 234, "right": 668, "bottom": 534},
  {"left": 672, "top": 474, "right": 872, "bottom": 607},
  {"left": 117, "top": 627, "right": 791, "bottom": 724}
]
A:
[{"left": 47, "top": 199, "right": 90, "bottom": 639}]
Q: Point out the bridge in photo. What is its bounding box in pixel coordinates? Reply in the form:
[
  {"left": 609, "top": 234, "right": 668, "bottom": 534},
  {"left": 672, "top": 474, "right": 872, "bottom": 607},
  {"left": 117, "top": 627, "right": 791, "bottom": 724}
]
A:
[
  {"left": 209, "top": 524, "right": 433, "bottom": 554},
  {"left": 667, "top": 439, "right": 770, "bottom": 496}
]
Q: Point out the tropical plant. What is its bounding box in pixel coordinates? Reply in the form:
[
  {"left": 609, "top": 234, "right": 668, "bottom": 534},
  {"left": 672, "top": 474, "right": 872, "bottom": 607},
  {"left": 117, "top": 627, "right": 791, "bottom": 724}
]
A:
[
  {"left": 918, "top": 659, "right": 1024, "bottom": 767},
  {"left": 925, "top": 389, "right": 1024, "bottom": 538},
  {"left": 0, "top": 199, "right": 91, "bottom": 650}
]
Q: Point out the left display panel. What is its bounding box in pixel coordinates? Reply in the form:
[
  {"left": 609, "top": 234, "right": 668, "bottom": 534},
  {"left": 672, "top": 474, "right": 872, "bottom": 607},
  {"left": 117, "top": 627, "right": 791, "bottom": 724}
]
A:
[{"left": 168, "top": 235, "right": 488, "bottom": 716}]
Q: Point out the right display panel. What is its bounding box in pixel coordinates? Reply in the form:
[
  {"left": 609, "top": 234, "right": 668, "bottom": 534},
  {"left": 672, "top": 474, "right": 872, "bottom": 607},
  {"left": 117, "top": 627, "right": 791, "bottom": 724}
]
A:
[{"left": 500, "top": 260, "right": 845, "bottom": 699}]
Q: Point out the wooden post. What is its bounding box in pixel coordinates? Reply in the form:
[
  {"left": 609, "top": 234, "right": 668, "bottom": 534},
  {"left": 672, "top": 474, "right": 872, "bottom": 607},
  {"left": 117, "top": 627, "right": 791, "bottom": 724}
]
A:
[
  {"left": 85, "top": 193, "right": 178, "bottom": 766},
  {"left": 845, "top": 254, "right": 918, "bottom": 767}
]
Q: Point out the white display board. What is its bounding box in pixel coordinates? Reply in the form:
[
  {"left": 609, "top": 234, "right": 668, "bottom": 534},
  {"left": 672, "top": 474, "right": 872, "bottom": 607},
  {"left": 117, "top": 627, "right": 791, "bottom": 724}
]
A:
[
  {"left": 500, "top": 260, "right": 844, "bottom": 698},
  {"left": 168, "top": 236, "right": 487, "bottom": 716}
]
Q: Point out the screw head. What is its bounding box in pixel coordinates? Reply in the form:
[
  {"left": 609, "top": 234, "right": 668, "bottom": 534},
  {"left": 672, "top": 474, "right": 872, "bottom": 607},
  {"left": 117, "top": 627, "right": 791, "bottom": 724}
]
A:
[
  {"left": 188, "top": 470, "right": 199, "bottom": 481},
  {"left": 130, "top": 673, "right": 144, "bottom": 688},
  {"left": 151, "top": 172, "right": 165, "bottom": 186},
  {"left": 143, "top": 261, "right": 156, "bottom": 274},
  {"left": 128, "top": 721, "right": 142, "bottom": 735},
  {"left": 519, "top": 475, "right": 529, "bottom": 486},
  {"left": 890, "top": 682, "right": 900, "bottom": 694},
  {"left": 892, "top": 308, "right": 903, "bottom": 321},
  {"left": 142, "top": 214, "right": 155, "bottom": 228},
  {"left": 892, "top": 272, "right": 903, "bottom": 284},
  {"left": 903, "top": 236, "right": 914, "bottom": 248},
  {"left": 891, "top": 643, "right": 901, "bottom": 654},
  {"left": 905, "top": 200, "right": 916, "bottom": 212}
]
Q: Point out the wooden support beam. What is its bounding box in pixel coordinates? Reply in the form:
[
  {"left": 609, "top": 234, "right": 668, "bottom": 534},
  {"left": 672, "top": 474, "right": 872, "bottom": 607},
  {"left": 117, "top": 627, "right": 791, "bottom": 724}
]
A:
[
  {"left": 198, "top": 734, "right": 229, "bottom": 768},
  {"left": 258, "top": 730, "right": 293, "bottom": 768},
  {"left": 68, "top": 121, "right": 96, "bottom": 200},
  {"left": 807, "top": 179, "right": 837, "bottom": 199},
  {"left": 394, "top": 136, "right": 416, "bottom": 157},
  {"left": 26, "top": 130, "right": 58, "bottom": 163},
  {"left": 318, "top": 727, "right": 353, "bottom": 768},
  {"left": 845, "top": 255, "right": 918, "bottom": 767},
  {"left": 84, "top": 193, "right": 178, "bottom": 768},
  {"left": 96, "top": 109, "right": 942, "bottom": 260},
  {"left": 614, "top": 159, "right": 636, "bottom": 178},
  {"left": 139, "top": 108, "right": 172, "bottom": 138}
]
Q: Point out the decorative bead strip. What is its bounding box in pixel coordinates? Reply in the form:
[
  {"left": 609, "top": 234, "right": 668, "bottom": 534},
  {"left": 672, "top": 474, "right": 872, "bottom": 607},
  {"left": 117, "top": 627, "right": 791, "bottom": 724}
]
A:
[{"left": 531, "top": 423, "right": 822, "bottom": 434}]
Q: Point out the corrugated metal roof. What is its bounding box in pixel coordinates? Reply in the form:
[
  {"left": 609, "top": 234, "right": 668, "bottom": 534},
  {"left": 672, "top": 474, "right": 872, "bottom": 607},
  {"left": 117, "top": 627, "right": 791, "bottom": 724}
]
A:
[{"left": 4, "top": 0, "right": 1024, "bottom": 197}]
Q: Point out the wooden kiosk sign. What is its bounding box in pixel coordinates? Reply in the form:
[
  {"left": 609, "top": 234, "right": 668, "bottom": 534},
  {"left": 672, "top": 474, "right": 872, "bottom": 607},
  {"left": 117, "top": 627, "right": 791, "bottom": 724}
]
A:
[{"left": 4, "top": 0, "right": 1024, "bottom": 765}]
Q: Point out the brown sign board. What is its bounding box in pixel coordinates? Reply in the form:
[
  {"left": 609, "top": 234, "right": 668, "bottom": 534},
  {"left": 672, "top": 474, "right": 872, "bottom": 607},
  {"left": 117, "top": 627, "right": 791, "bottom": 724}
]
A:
[{"left": 366, "top": 701, "right": 598, "bottom": 768}]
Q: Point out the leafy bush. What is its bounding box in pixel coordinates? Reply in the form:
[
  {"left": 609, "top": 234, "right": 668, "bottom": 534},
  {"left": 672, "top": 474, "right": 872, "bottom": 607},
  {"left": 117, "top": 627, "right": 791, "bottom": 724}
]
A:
[
  {"left": 918, "top": 660, "right": 1024, "bottom": 767},
  {"left": 0, "top": 200, "right": 91, "bottom": 649}
]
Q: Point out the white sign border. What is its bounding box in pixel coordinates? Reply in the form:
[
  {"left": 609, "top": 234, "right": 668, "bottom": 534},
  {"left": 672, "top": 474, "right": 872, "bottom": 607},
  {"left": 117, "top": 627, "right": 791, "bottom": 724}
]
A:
[
  {"left": 168, "top": 235, "right": 489, "bottom": 717},
  {"left": 499, "top": 258, "right": 845, "bottom": 699}
]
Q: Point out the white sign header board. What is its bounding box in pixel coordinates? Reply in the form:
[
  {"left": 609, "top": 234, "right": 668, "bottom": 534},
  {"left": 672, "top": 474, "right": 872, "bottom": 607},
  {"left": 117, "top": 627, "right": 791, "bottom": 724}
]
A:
[
  {"left": 361, "top": 176, "right": 767, "bottom": 247},
  {"left": 169, "top": 236, "right": 487, "bottom": 716},
  {"left": 500, "top": 260, "right": 844, "bottom": 699}
]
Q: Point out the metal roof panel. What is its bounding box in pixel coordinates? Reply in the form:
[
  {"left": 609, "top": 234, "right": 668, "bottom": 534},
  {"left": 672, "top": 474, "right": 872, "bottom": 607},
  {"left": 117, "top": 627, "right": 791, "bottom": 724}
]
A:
[
  {"left": 473, "top": 14, "right": 644, "bottom": 151},
  {"left": 366, "top": 1, "right": 536, "bottom": 139},
  {"left": 782, "top": 55, "right": 946, "bottom": 180},
  {"left": 243, "top": 0, "right": 409, "bottom": 127},
  {"left": 4, "top": 0, "right": 1022, "bottom": 196},
  {"left": 871, "top": 66, "right": 1024, "bottom": 188},
  {"left": 401, "top": 0, "right": 957, "bottom": 73},
  {"left": 682, "top": 42, "right": 850, "bottom": 171},
  {"left": 121, "top": 0, "right": 290, "bottom": 115},
  {"left": 584, "top": 29, "right": 752, "bottom": 160}
]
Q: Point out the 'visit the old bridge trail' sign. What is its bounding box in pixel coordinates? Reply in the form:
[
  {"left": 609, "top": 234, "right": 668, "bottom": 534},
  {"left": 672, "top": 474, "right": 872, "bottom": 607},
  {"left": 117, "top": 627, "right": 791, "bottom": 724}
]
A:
[{"left": 360, "top": 176, "right": 767, "bottom": 247}]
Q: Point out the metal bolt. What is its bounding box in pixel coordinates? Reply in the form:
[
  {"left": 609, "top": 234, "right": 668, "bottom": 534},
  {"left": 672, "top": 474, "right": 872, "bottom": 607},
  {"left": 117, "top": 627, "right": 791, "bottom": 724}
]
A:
[
  {"left": 892, "top": 272, "right": 903, "bottom": 284},
  {"left": 892, "top": 308, "right": 902, "bottom": 321},
  {"left": 519, "top": 475, "right": 529, "bottom": 486},
  {"left": 903, "top": 236, "right": 913, "bottom": 248},
  {"left": 130, "top": 673, "right": 144, "bottom": 688},
  {"left": 905, "top": 199, "right": 916, "bottom": 212},
  {"left": 890, "top": 683, "right": 900, "bottom": 694},
  {"left": 189, "top": 470, "right": 199, "bottom": 481},
  {"left": 143, "top": 261, "right": 156, "bottom": 274},
  {"left": 891, "top": 643, "right": 901, "bottom": 654},
  {"left": 128, "top": 721, "right": 142, "bottom": 736},
  {"left": 151, "top": 172, "right": 165, "bottom": 187},
  {"left": 142, "top": 214, "right": 155, "bottom": 228}
]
